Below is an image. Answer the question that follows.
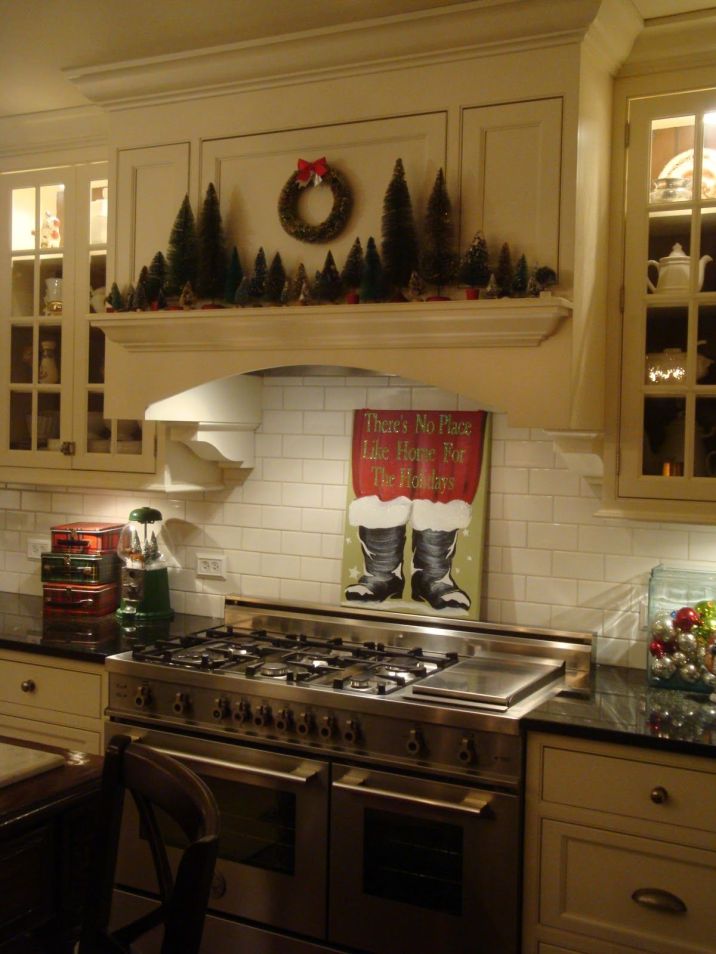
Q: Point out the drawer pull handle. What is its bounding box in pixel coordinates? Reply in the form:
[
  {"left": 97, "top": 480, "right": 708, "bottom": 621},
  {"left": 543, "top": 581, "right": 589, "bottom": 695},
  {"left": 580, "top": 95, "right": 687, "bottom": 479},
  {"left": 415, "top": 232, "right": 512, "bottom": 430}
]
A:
[
  {"left": 631, "top": 887, "right": 687, "bottom": 914},
  {"left": 20, "top": 679, "right": 36, "bottom": 693},
  {"left": 650, "top": 785, "right": 668, "bottom": 804}
]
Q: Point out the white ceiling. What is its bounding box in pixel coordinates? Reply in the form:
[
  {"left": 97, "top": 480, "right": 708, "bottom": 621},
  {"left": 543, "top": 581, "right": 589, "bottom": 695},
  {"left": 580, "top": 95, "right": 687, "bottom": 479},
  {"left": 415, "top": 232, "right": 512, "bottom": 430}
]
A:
[{"left": 0, "top": 0, "right": 712, "bottom": 121}]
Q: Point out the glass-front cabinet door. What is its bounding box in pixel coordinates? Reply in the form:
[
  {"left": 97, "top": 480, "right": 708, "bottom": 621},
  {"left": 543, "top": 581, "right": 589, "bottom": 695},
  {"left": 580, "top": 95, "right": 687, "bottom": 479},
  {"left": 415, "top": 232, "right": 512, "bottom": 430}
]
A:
[
  {"left": 0, "top": 161, "right": 154, "bottom": 474},
  {"left": 620, "top": 90, "right": 716, "bottom": 502}
]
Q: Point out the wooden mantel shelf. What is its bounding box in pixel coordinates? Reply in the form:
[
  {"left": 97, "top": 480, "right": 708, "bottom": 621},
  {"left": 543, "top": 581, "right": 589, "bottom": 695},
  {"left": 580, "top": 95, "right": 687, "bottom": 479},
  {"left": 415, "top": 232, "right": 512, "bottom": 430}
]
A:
[{"left": 92, "top": 296, "right": 571, "bottom": 353}]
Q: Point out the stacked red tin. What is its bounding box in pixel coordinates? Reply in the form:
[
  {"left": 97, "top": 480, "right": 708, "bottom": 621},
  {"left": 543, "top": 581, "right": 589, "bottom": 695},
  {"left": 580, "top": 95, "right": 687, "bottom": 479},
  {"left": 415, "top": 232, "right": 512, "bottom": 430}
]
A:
[{"left": 42, "top": 522, "right": 123, "bottom": 616}]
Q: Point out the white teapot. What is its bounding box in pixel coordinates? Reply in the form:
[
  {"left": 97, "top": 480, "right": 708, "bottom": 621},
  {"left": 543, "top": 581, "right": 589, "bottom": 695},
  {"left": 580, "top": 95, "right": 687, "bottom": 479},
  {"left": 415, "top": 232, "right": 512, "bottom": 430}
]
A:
[{"left": 647, "top": 242, "right": 712, "bottom": 293}]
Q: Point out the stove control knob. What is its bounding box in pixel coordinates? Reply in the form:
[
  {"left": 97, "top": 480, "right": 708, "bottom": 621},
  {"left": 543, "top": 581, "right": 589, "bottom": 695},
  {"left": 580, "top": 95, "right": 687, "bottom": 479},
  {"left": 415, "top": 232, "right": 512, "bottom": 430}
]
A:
[
  {"left": 253, "top": 704, "right": 272, "bottom": 727},
  {"left": 319, "top": 715, "right": 336, "bottom": 739},
  {"left": 296, "top": 712, "right": 314, "bottom": 736},
  {"left": 406, "top": 727, "right": 425, "bottom": 756},
  {"left": 134, "top": 684, "right": 152, "bottom": 708},
  {"left": 172, "top": 692, "right": 191, "bottom": 715},
  {"left": 275, "top": 709, "right": 293, "bottom": 732},
  {"left": 458, "top": 737, "right": 477, "bottom": 766},
  {"left": 233, "top": 700, "right": 252, "bottom": 724},
  {"left": 343, "top": 719, "right": 361, "bottom": 744},
  {"left": 211, "top": 697, "right": 230, "bottom": 721}
]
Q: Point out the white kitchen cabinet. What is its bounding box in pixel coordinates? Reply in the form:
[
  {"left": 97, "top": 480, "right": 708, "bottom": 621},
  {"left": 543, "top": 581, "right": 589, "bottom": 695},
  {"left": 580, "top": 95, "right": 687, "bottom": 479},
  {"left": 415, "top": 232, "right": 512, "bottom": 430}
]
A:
[
  {"left": 0, "top": 160, "right": 156, "bottom": 483},
  {"left": 523, "top": 731, "right": 716, "bottom": 954},
  {"left": 0, "top": 648, "right": 107, "bottom": 755}
]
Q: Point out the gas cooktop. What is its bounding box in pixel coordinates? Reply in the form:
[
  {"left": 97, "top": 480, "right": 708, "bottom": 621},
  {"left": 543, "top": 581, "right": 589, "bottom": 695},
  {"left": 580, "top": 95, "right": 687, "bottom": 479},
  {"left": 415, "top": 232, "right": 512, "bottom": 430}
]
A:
[{"left": 129, "top": 624, "right": 458, "bottom": 696}]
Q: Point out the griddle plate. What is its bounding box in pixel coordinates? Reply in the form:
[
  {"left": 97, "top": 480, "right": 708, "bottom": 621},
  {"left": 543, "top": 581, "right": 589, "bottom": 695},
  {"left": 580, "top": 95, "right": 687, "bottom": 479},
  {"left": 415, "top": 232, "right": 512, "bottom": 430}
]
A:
[{"left": 411, "top": 653, "right": 564, "bottom": 709}]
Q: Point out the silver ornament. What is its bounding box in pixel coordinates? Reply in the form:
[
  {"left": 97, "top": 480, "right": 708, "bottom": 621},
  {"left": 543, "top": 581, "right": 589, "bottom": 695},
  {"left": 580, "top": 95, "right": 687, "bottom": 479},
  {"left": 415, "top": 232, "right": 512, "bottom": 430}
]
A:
[
  {"left": 677, "top": 631, "right": 698, "bottom": 657},
  {"left": 671, "top": 651, "right": 687, "bottom": 667},
  {"left": 651, "top": 613, "right": 676, "bottom": 639},
  {"left": 651, "top": 656, "right": 674, "bottom": 680},
  {"left": 679, "top": 662, "right": 701, "bottom": 683},
  {"left": 702, "top": 671, "right": 716, "bottom": 689}
]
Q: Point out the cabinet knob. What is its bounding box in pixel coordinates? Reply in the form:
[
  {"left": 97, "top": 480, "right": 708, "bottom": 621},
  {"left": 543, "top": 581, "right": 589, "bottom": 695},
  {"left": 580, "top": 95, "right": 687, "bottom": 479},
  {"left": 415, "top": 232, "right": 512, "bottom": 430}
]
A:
[
  {"left": 650, "top": 785, "right": 668, "bottom": 804},
  {"left": 20, "top": 679, "right": 36, "bottom": 693}
]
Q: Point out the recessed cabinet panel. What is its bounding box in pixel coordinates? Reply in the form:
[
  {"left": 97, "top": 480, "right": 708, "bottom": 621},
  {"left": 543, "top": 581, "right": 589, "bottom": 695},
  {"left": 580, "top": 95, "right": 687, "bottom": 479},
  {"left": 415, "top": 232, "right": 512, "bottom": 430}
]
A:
[
  {"left": 201, "top": 114, "right": 446, "bottom": 282},
  {"left": 460, "top": 98, "right": 562, "bottom": 277},
  {"left": 619, "top": 89, "right": 716, "bottom": 503},
  {"left": 115, "top": 142, "right": 190, "bottom": 288}
]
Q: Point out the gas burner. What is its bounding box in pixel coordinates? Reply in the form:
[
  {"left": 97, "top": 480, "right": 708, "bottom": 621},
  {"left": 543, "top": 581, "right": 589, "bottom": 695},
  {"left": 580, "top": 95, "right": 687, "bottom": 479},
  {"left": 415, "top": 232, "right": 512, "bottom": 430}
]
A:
[
  {"left": 284, "top": 649, "right": 350, "bottom": 669},
  {"left": 375, "top": 659, "right": 429, "bottom": 680},
  {"left": 348, "top": 675, "right": 381, "bottom": 693},
  {"left": 258, "top": 662, "right": 289, "bottom": 678}
]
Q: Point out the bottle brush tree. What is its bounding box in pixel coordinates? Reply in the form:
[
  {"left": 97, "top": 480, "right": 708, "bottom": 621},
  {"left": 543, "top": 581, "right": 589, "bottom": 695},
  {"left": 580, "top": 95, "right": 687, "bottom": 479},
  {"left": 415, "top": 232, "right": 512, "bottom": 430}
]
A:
[
  {"left": 420, "top": 168, "right": 458, "bottom": 296},
  {"left": 266, "top": 252, "right": 287, "bottom": 305},
  {"left": 249, "top": 247, "right": 268, "bottom": 301},
  {"left": 381, "top": 158, "right": 419, "bottom": 294},
  {"left": 495, "top": 242, "right": 514, "bottom": 297},
  {"left": 315, "top": 250, "right": 342, "bottom": 302},
  {"left": 360, "top": 236, "right": 385, "bottom": 303},
  {"left": 513, "top": 253, "right": 529, "bottom": 296},
  {"left": 166, "top": 194, "right": 197, "bottom": 296},
  {"left": 340, "top": 238, "right": 364, "bottom": 301},
  {"left": 224, "top": 246, "right": 243, "bottom": 304},
  {"left": 196, "top": 182, "right": 227, "bottom": 302},
  {"left": 458, "top": 231, "right": 490, "bottom": 290},
  {"left": 147, "top": 251, "right": 168, "bottom": 304}
]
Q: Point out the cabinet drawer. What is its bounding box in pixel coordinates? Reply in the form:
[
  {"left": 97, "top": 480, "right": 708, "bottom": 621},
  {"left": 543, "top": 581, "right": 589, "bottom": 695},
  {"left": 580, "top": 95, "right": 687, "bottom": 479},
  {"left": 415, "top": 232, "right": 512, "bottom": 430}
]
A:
[
  {"left": 541, "top": 743, "right": 716, "bottom": 834},
  {"left": 0, "top": 658, "right": 102, "bottom": 719},
  {"left": 541, "top": 819, "right": 716, "bottom": 954}
]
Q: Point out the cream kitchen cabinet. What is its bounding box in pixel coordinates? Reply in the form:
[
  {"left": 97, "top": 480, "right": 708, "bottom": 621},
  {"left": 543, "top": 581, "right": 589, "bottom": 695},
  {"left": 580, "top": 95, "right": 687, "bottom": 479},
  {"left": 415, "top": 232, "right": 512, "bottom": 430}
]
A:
[
  {"left": 522, "top": 731, "right": 716, "bottom": 954},
  {"left": 0, "top": 160, "right": 157, "bottom": 484},
  {"left": 607, "top": 84, "right": 716, "bottom": 520},
  {"left": 0, "top": 649, "right": 107, "bottom": 755}
]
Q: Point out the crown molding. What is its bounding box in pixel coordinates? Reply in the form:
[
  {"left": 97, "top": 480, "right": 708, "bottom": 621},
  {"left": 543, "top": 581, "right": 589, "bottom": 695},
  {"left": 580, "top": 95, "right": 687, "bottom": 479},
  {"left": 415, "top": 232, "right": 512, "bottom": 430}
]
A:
[
  {"left": 618, "top": 9, "right": 716, "bottom": 77},
  {"left": 0, "top": 106, "right": 108, "bottom": 162},
  {"left": 65, "top": 0, "right": 607, "bottom": 111}
]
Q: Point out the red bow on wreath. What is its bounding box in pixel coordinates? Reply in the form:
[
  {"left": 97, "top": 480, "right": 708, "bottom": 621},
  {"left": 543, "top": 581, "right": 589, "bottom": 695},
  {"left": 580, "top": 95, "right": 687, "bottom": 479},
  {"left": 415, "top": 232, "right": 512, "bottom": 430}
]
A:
[{"left": 296, "top": 156, "right": 328, "bottom": 187}]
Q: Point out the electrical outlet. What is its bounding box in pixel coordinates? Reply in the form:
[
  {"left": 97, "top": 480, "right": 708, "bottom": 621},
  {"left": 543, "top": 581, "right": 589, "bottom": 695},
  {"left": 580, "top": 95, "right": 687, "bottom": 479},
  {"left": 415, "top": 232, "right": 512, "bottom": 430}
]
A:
[
  {"left": 27, "top": 538, "right": 50, "bottom": 560},
  {"left": 196, "top": 552, "right": 226, "bottom": 579}
]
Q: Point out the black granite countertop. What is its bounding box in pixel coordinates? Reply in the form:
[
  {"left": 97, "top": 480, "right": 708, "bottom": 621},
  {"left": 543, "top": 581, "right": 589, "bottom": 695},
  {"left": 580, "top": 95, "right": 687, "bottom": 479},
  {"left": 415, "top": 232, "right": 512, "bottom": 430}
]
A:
[
  {"left": 525, "top": 664, "right": 716, "bottom": 758},
  {"left": 2, "top": 592, "right": 715, "bottom": 758},
  {"left": 0, "top": 592, "right": 221, "bottom": 663}
]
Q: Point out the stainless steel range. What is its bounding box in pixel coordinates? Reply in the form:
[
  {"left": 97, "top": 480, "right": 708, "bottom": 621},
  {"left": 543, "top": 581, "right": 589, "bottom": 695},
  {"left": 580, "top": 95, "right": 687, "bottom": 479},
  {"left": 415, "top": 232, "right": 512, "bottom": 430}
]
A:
[{"left": 105, "top": 596, "right": 593, "bottom": 954}]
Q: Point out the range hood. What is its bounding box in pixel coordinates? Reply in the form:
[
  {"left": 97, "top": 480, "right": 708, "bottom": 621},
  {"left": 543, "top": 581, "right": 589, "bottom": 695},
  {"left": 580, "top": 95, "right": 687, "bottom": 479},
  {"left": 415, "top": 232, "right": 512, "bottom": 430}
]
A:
[{"left": 91, "top": 296, "right": 605, "bottom": 477}]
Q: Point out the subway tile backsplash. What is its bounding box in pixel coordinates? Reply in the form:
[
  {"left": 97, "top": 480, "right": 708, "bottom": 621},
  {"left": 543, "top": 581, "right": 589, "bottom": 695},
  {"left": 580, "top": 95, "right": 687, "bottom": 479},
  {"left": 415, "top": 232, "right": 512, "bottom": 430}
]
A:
[{"left": 3, "top": 374, "right": 716, "bottom": 670}]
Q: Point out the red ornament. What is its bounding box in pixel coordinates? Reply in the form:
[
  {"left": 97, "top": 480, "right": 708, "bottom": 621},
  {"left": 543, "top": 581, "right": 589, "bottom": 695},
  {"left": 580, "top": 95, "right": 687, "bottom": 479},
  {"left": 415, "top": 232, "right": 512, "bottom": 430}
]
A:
[
  {"left": 649, "top": 639, "right": 665, "bottom": 657},
  {"left": 674, "top": 606, "right": 700, "bottom": 631}
]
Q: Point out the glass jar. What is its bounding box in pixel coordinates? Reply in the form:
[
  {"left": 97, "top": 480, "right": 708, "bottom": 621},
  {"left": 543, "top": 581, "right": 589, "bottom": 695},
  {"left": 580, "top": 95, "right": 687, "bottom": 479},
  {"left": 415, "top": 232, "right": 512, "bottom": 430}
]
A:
[{"left": 647, "top": 565, "right": 716, "bottom": 693}]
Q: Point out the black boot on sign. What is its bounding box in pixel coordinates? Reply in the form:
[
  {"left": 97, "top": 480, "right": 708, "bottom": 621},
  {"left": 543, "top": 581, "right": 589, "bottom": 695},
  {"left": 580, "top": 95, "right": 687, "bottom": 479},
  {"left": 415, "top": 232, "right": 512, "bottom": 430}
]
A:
[
  {"left": 345, "top": 526, "right": 406, "bottom": 602},
  {"left": 411, "top": 528, "right": 471, "bottom": 611}
]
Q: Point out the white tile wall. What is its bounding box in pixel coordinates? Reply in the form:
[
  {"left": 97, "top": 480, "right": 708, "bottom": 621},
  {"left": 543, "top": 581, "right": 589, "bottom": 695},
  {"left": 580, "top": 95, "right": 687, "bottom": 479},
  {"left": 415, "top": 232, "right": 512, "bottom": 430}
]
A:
[{"left": 3, "top": 373, "right": 716, "bottom": 670}]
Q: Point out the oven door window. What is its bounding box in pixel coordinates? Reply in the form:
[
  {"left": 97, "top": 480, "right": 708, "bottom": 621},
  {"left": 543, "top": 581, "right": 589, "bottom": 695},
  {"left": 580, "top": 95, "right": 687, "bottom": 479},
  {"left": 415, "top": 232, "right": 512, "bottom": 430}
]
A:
[
  {"left": 143, "top": 777, "right": 297, "bottom": 875},
  {"left": 363, "top": 807, "right": 463, "bottom": 914}
]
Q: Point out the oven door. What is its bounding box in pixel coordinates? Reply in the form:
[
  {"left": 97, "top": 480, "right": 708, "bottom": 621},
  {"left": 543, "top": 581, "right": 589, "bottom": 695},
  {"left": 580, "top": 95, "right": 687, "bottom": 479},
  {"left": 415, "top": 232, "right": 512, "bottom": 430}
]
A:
[
  {"left": 329, "top": 763, "right": 520, "bottom": 954},
  {"left": 112, "top": 726, "right": 329, "bottom": 939}
]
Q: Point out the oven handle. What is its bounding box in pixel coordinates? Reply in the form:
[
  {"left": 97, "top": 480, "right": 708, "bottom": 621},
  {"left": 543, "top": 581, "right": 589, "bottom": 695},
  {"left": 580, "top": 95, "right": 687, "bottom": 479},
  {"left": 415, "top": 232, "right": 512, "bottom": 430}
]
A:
[
  {"left": 149, "top": 744, "right": 322, "bottom": 786},
  {"left": 333, "top": 770, "right": 491, "bottom": 817}
]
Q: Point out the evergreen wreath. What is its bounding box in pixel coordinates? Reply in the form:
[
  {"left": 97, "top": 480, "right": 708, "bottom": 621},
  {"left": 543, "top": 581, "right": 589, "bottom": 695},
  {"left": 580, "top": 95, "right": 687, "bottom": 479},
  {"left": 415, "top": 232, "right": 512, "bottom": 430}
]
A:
[{"left": 278, "top": 158, "right": 352, "bottom": 244}]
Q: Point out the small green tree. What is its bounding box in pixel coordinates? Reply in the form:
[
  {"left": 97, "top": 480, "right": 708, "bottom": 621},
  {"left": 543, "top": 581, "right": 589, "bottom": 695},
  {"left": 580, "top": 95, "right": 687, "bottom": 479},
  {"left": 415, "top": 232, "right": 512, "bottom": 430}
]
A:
[
  {"left": 249, "top": 248, "right": 268, "bottom": 301},
  {"left": 340, "top": 238, "right": 364, "bottom": 295},
  {"left": 234, "top": 276, "right": 251, "bottom": 307},
  {"left": 315, "top": 250, "right": 342, "bottom": 302},
  {"left": 196, "top": 182, "right": 227, "bottom": 301},
  {"left": 458, "top": 231, "right": 490, "bottom": 290},
  {"left": 266, "top": 252, "right": 287, "bottom": 304},
  {"left": 420, "top": 168, "right": 458, "bottom": 296},
  {"left": 224, "top": 246, "right": 243, "bottom": 304},
  {"left": 495, "top": 242, "right": 514, "bottom": 297},
  {"left": 535, "top": 265, "right": 557, "bottom": 290},
  {"left": 359, "top": 237, "right": 385, "bottom": 303},
  {"left": 133, "top": 279, "right": 149, "bottom": 311},
  {"left": 291, "top": 263, "right": 309, "bottom": 302},
  {"left": 147, "top": 251, "right": 167, "bottom": 303},
  {"left": 107, "top": 282, "right": 124, "bottom": 311},
  {"left": 381, "top": 158, "right": 419, "bottom": 293},
  {"left": 513, "top": 253, "right": 529, "bottom": 296},
  {"left": 166, "top": 195, "right": 197, "bottom": 295}
]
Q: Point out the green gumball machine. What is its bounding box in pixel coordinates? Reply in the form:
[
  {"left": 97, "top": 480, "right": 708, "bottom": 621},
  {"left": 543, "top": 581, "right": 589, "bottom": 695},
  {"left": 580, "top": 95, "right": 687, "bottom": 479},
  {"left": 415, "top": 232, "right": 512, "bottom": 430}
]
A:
[{"left": 116, "top": 506, "right": 174, "bottom": 622}]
